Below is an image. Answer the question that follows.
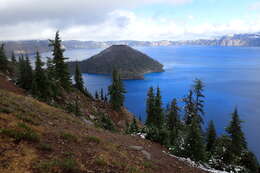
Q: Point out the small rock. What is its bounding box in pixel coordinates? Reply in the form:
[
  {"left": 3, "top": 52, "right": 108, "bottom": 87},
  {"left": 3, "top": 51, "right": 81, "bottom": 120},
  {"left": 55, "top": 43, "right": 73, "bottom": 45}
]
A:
[
  {"left": 81, "top": 117, "right": 94, "bottom": 126},
  {"left": 89, "top": 115, "right": 95, "bottom": 120},
  {"left": 141, "top": 150, "right": 151, "bottom": 160},
  {"left": 129, "top": 146, "right": 143, "bottom": 151}
]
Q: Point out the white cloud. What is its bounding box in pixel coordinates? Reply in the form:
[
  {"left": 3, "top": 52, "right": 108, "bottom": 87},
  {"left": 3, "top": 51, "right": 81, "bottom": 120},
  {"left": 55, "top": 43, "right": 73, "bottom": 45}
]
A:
[
  {"left": 1, "top": 0, "right": 260, "bottom": 41},
  {"left": 249, "top": 2, "right": 260, "bottom": 10}
]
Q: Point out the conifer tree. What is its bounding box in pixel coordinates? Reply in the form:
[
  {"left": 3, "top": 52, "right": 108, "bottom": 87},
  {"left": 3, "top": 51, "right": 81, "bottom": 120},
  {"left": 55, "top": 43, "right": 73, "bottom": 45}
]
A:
[
  {"left": 74, "top": 62, "right": 85, "bottom": 92},
  {"left": 206, "top": 120, "right": 217, "bottom": 154},
  {"left": 104, "top": 94, "right": 108, "bottom": 102},
  {"left": 127, "top": 117, "right": 138, "bottom": 134},
  {"left": 166, "top": 98, "right": 180, "bottom": 144},
  {"left": 226, "top": 108, "right": 247, "bottom": 156},
  {"left": 49, "top": 31, "right": 72, "bottom": 90},
  {"left": 32, "top": 51, "right": 51, "bottom": 100},
  {"left": 183, "top": 90, "right": 196, "bottom": 125},
  {"left": 193, "top": 79, "right": 205, "bottom": 124},
  {"left": 0, "top": 44, "right": 8, "bottom": 72},
  {"left": 100, "top": 88, "right": 104, "bottom": 100},
  {"left": 95, "top": 91, "right": 99, "bottom": 100},
  {"left": 11, "top": 51, "right": 17, "bottom": 63},
  {"left": 146, "top": 87, "right": 155, "bottom": 126},
  {"left": 241, "top": 151, "right": 259, "bottom": 173},
  {"left": 139, "top": 115, "right": 142, "bottom": 122},
  {"left": 184, "top": 117, "right": 206, "bottom": 162},
  {"left": 17, "top": 55, "right": 33, "bottom": 91},
  {"left": 46, "top": 57, "right": 59, "bottom": 97},
  {"left": 154, "top": 87, "right": 164, "bottom": 129},
  {"left": 108, "top": 69, "right": 126, "bottom": 111}
]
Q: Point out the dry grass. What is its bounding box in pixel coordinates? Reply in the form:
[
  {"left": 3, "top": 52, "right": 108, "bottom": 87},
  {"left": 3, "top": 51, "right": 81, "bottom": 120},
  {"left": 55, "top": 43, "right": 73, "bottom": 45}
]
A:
[{"left": 0, "top": 89, "right": 208, "bottom": 173}]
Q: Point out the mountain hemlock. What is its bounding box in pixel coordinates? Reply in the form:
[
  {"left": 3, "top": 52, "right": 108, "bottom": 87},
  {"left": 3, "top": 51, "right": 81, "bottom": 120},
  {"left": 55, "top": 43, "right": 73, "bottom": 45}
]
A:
[
  {"left": 183, "top": 90, "right": 196, "bottom": 125},
  {"left": 166, "top": 98, "right": 181, "bottom": 144},
  {"left": 17, "top": 55, "right": 33, "bottom": 91},
  {"left": 206, "top": 120, "right": 217, "bottom": 154},
  {"left": 108, "top": 69, "right": 126, "bottom": 111},
  {"left": 49, "top": 31, "right": 72, "bottom": 91},
  {"left": 0, "top": 44, "right": 9, "bottom": 73},
  {"left": 225, "top": 108, "right": 247, "bottom": 161},
  {"left": 74, "top": 62, "right": 85, "bottom": 93},
  {"left": 11, "top": 51, "right": 17, "bottom": 63},
  {"left": 184, "top": 117, "right": 206, "bottom": 162},
  {"left": 193, "top": 79, "right": 205, "bottom": 125},
  {"left": 146, "top": 87, "right": 155, "bottom": 126},
  {"left": 32, "top": 51, "right": 52, "bottom": 100},
  {"left": 154, "top": 87, "right": 164, "bottom": 129}
]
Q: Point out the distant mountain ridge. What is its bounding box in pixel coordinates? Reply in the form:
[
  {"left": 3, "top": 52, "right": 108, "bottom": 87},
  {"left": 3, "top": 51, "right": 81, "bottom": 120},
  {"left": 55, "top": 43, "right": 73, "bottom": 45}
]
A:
[
  {"left": 1, "top": 32, "right": 260, "bottom": 56},
  {"left": 68, "top": 45, "right": 164, "bottom": 79}
]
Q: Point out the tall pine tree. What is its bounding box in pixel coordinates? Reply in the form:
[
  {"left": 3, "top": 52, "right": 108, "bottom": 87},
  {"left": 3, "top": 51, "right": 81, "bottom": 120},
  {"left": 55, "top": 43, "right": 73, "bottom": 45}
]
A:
[
  {"left": 32, "top": 51, "right": 51, "bottom": 100},
  {"left": 49, "top": 31, "right": 72, "bottom": 90},
  {"left": 166, "top": 98, "right": 181, "bottom": 144},
  {"left": 11, "top": 51, "right": 17, "bottom": 63},
  {"left": 108, "top": 69, "right": 126, "bottom": 111},
  {"left": 183, "top": 90, "right": 196, "bottom": 125},
  {"left": 226, "top": 108, "right": 247, "bottom": 157},
  {"left": 184, "top": 117, "right": 206, "bottom": 162},
  {"left": 146, "top": 87, "right": 155, "bottom": 126},
  {"left": 17, "top": 55, "right": 33, "bottom": 91},
  {"left": 154, "top": 87, "right": 164, "bottom": 129},
  {"left": 0, "top": 44, "right": 8, "bottom": 73},
  {"left": 193, "top": 79, "right": 205, "bottom": 124},
  {"left": 74, "top": 62, "right": 85, "bottom": 93},
  {"left": 206, "top": 120, "right": 217, "bottom": 154}
]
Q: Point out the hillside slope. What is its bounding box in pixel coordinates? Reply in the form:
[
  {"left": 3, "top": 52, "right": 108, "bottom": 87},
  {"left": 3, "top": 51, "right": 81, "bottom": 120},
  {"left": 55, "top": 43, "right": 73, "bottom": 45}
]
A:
[
  {"left": 0, "top": 89, "right": 208, "bottom": 173},
  {"left": 68, "top": 45, "right": 164, "bottom": 79}
]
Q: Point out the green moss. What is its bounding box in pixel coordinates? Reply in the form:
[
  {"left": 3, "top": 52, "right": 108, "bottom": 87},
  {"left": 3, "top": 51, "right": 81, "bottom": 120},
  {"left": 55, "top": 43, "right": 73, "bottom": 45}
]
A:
[
  {"left": 85, "top": 136, "right": 101, "bottom": 144},
  {"left": 0, "top": 123, "right": 39, "bottom": 142},
  {"left": 15, "top": 113, "right": 39, "bottom": 125},
  {"left": 94, "top": 156, "right": 108, "bottom": 167},
  {"left": 37, "top": 143, "right": 53, "bottom": 152},
  {"left": 128, "top": 166, "right": 141, "bottom": 173},
  {"left": 35, "top": 158, "right": 78, "bottom": 173},
  {"left": 60, "top": 132, "right": 78, "bottom": 142}
]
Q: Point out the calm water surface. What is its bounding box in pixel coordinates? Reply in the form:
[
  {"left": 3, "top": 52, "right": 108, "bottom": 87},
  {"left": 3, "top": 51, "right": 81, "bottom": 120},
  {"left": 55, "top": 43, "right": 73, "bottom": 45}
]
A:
[{"left": 54, "top": 46, "right": 260, "bottom": 159}]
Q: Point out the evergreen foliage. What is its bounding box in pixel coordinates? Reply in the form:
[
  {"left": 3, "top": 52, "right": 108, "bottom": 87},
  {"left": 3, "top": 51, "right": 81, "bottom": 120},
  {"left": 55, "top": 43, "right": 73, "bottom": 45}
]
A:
[
  {"left": 206, "top": 120, "right": 217, "bottom": 154},
  {"left": 166, "top": 99, "right": 180, "bottom": 144},
  {"left": 184, "top": 117, "right": 206, "bottom": 162},
  {"left": 108, "top": 69, "right": 126, "bottom": 111},
  {"left": 74, "top": 62, "right": 85, "bottom": 93},
  {"left": 46, "top": 57, "right": 60, "bottom": 97},
  {"left": 49, "top": 31, "right": 72, "bottom": 90},
  {"left": 126, "top": 117, "right": 139, "bottom": 134},
  {"left": 183, "top": 90, "right": 196, "bottom": 125},
  {"left": 146, "top": 87, "right": 155, "bottom": 126},
  {"left": 11, "top": 51, "right": 17, "bottom": 63},
  {"left": 226, "top": 108, "right": 247, "bottom": 158},
  {"left": 32, "top": 51, "right": 52, "bottom": 100},
  {"left": 241, "top": 151, "right": 259, "bottom": 173},
  {"left": 154, "top": 87, "right": 164, "bottom": 129},
  {"left": 193, "top": 79, "right": 205, "bottom": 124},
  {"left": 95, "top": 91, "right": 99, "bottom": 100},
  {"left": 17, "top": 55, "right": 33, "bottom": 91},
  {"left": 0, "top": 44, "right": 9, "bottom": 73},
  {"left": 100, "top": 88, "right": 104, "bottom": 100}
]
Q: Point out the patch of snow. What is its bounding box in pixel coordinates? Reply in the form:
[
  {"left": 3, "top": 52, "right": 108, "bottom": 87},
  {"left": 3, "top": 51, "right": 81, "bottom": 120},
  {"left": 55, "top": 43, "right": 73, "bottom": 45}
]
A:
[
  {"left": 134, "top": 132, "right": 146, "bottom": 139},
  {"left": 162, "top": 151, "right": 229, "bottom": 173}
]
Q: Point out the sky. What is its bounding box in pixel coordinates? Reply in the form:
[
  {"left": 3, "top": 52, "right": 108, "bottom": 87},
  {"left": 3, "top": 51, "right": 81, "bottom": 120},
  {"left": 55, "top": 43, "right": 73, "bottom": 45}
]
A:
[{"left": 1, "top": 0, "right": 260, "bottom": 41}]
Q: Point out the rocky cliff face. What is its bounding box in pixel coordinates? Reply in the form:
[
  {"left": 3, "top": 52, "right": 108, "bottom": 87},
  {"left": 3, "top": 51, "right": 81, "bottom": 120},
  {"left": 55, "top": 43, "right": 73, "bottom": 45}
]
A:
[
  {"left": 1, "top": 32, "right": 260, "bottom": 56},
  {"left": 68, "top": 45, "right": 164, "bottom": 79}
]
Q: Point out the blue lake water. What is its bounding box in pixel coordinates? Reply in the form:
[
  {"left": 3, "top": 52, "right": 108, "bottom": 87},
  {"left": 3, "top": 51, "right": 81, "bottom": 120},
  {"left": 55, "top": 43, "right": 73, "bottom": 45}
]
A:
[{"left": 46, "top": 46, "right": 260, "bottom": 160}]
